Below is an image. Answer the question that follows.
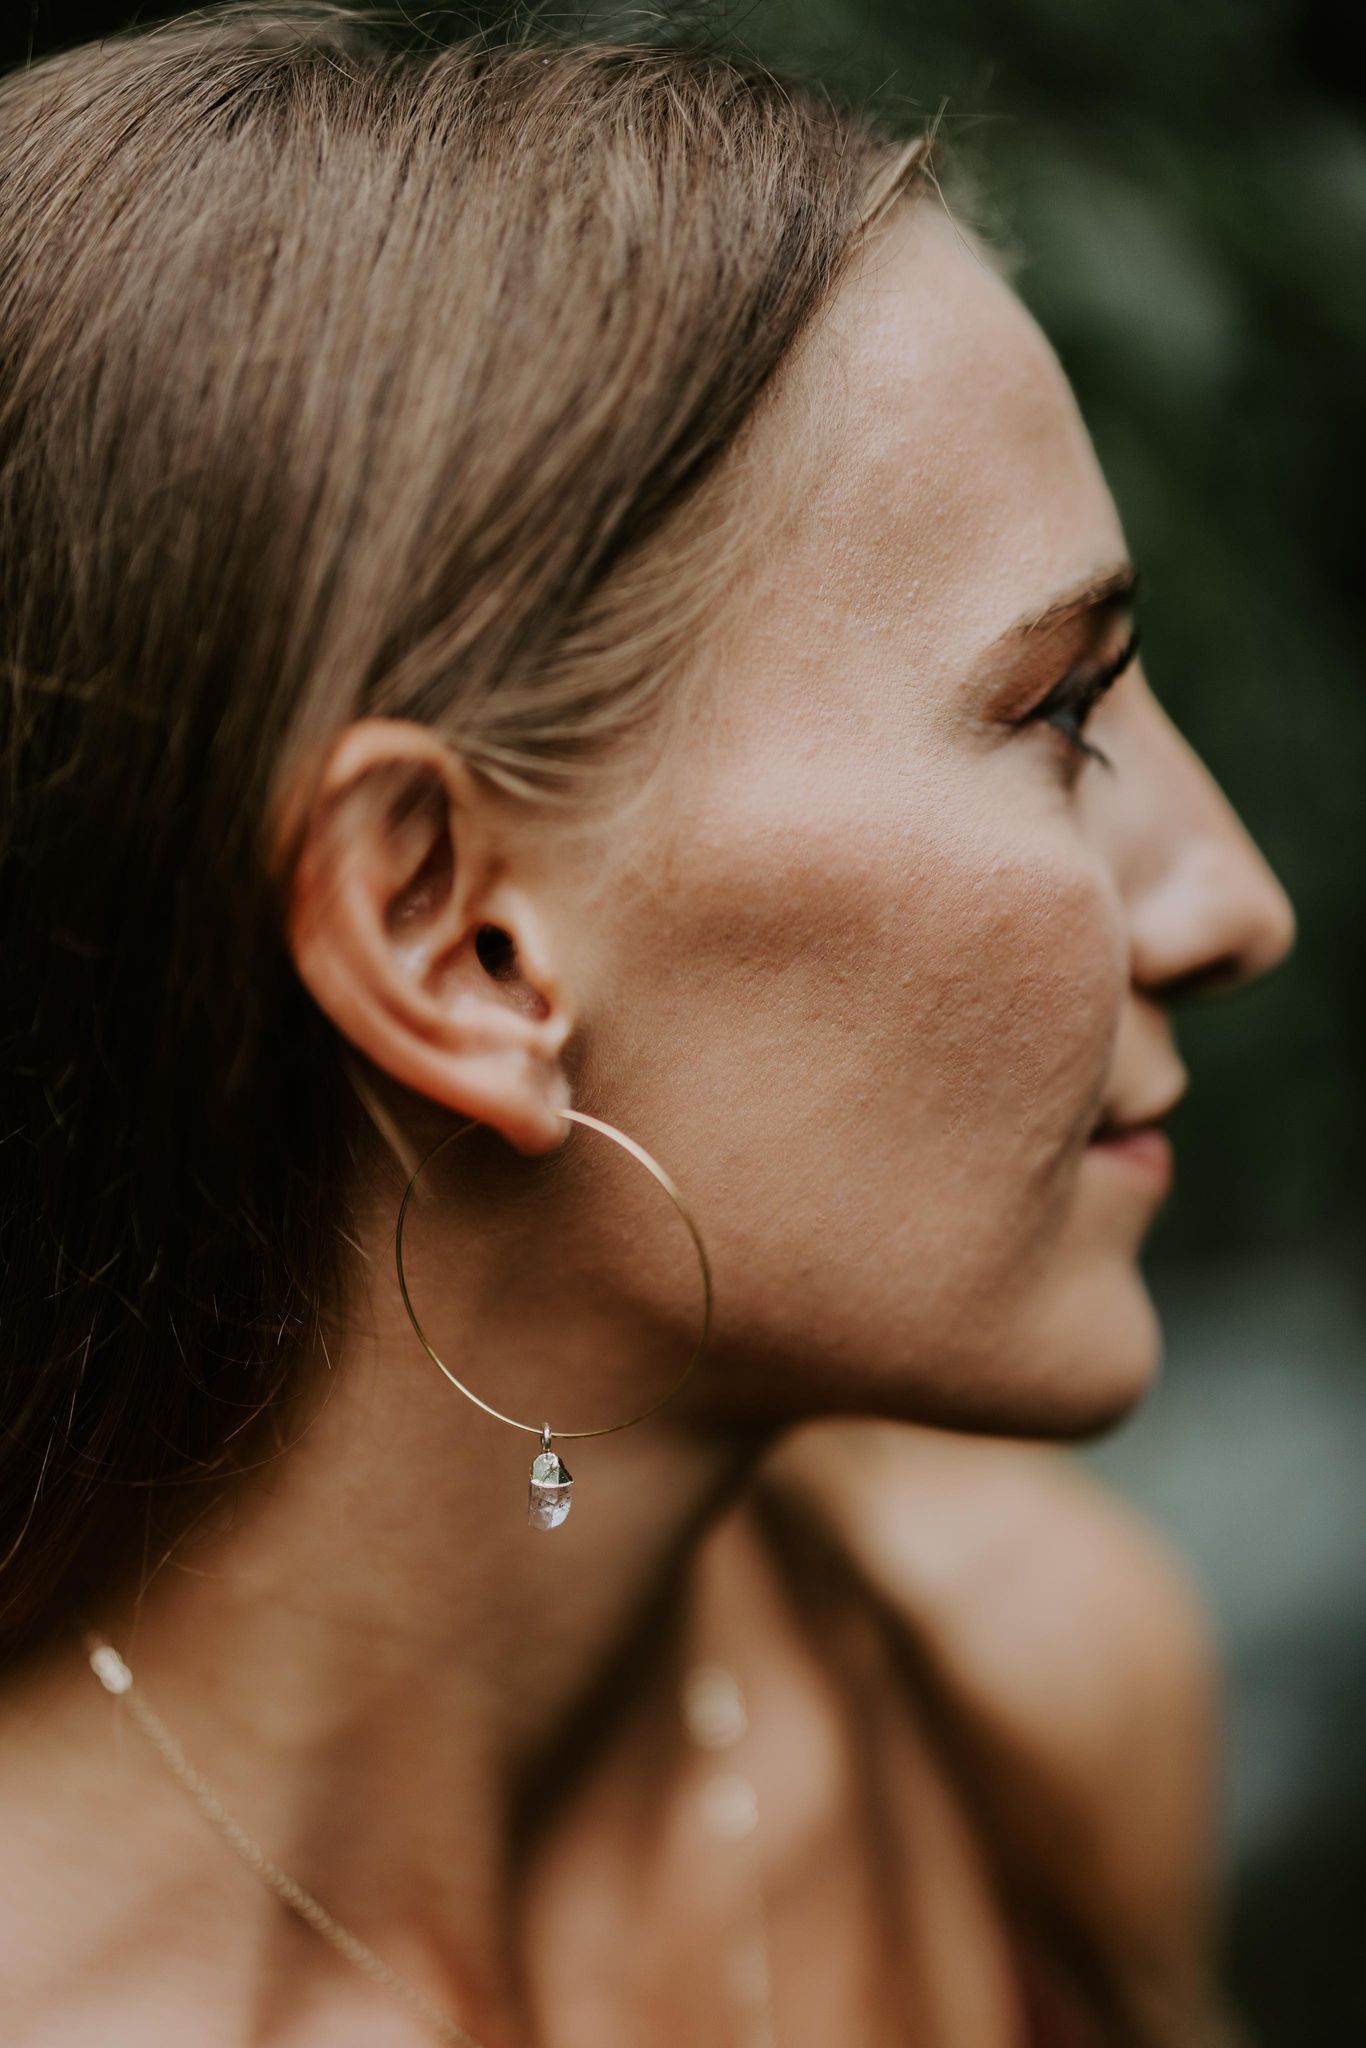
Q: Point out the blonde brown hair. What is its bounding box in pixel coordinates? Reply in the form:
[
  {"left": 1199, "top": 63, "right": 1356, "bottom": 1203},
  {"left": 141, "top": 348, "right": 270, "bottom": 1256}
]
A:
[{"left": 0, "top": 2, "right": 937, "bottom": 1665}]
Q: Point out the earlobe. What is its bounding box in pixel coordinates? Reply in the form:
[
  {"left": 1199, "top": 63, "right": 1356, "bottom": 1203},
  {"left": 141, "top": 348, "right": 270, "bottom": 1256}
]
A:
[{"left": 281, "top": 717, "right": 573, "bottom": 1157}]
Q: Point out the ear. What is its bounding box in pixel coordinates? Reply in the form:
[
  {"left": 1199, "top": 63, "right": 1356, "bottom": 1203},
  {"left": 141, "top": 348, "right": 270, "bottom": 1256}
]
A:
[{"left": 279, "top": 717, "right": 573, "bottom": 1157}]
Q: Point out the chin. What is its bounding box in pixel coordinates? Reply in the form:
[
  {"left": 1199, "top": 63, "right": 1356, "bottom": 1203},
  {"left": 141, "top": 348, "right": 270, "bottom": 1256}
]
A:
[
  {"left": 1004, "top": 1257, "right": 1166, "bottom": 1443},
  {"left": 870, "top": 1254, "right": 1167, "bottom": 1445}
]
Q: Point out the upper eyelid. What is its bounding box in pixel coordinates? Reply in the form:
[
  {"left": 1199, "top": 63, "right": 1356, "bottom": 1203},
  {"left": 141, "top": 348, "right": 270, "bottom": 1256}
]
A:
[
  {"left": 1024, "top": 624, "right": 1144, "bottom": 774},
  {"left": 969, "top": 594, "right": 1143, "bottom": 722},
  {"left": 1023, "top": 622, "right": 1143, "bottom": 722},
  {"left": 962, "top": 612, "right": 1143, "bottom": 746}
]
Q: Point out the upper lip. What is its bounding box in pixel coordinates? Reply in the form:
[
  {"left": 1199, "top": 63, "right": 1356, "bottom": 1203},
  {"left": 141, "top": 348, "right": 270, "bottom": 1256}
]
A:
[{"left": 1089, "top": 1081, "right": 1188, "bottom": 1138}]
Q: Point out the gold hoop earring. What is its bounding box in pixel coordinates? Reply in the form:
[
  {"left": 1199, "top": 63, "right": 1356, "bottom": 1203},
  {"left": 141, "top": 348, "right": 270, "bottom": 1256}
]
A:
[{"left": 394, "top": 1108, "right": 714, "bottom": 1530}]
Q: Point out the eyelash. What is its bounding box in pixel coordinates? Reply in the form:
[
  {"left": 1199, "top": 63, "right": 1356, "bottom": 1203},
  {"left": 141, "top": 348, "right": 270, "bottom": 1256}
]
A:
[{"left": 1021, "top": 624, "right": 1142, "bottom": 770}]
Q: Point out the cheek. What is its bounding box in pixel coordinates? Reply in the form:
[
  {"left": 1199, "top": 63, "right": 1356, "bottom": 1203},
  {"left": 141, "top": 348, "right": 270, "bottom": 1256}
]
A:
[
  {"left": 575, "top": 722, "right": 1139, "bottom": 1436},
  {"left": 886, "top": 829, "right": 1124, "bottom": 1172},
  {"left": 650, "top": 769, "right": 1124, "bottom": 1159},
  {"left": 823, "top": 807, "right": 1128, "bottom": 1355},
  {"left": 601, "top": 761, "right": 1125, "bottom": 1292}
]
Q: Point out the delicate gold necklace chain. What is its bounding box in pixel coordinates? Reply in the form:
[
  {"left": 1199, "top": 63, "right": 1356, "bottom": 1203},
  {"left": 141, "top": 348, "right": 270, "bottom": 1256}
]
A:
[
  {"left": 83, "top": 1634, "right": 480, "bottom": 2046},
  {"left": 83, "top": 1632, "right": 775, "bottom": 2048}
]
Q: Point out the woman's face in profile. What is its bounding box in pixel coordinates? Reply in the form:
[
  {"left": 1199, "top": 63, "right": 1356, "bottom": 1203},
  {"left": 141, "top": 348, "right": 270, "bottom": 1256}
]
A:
[{"left": 543, "top": 198, "right": 1296, "bottom": 1440}]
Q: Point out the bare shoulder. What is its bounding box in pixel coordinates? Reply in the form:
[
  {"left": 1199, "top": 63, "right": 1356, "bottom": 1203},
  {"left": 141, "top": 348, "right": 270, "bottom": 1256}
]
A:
[{"left": 746, "top": 1419, "right": 1225, "bottom": 1972}]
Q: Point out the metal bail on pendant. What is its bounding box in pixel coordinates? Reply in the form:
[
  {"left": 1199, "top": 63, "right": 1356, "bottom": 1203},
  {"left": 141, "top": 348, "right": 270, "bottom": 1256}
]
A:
[{"left": 528, "top": 1423, "right": 573, "bottom": 1531}]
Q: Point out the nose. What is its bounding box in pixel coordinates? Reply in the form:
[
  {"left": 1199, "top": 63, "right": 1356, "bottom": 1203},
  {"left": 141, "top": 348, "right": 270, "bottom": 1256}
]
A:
[{"left": 1122, "top": 689, "right": 1297, "bottom": 1001}]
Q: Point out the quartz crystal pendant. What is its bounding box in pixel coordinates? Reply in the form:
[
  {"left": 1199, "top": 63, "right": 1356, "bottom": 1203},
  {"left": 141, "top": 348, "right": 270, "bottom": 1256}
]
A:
[{"left": 528, "top": 1428, "right": 573, "bottom": 1531}]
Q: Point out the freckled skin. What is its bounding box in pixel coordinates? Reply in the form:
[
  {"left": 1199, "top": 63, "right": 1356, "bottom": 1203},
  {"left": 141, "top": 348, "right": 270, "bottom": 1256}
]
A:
[{"left": 556, "top": 199, "right": 1294, "bottom": 1440}]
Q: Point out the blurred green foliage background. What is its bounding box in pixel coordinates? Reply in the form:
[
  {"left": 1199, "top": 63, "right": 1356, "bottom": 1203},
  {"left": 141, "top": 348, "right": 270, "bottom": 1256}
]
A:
[{"left": 4, "top": 2, "right": 1362, "bottom": 2040}]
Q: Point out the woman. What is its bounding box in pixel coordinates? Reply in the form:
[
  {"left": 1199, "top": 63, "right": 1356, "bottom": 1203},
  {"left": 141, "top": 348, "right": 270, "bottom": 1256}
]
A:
[{"left": 0, "top": 6, "right": 1295, "bottom": 2045}]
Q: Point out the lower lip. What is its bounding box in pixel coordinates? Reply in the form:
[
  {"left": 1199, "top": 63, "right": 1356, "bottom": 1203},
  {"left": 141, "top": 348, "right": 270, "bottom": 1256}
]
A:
[{"left": 1085, "top": 1125, "right": 1174, "bottom": 1198}]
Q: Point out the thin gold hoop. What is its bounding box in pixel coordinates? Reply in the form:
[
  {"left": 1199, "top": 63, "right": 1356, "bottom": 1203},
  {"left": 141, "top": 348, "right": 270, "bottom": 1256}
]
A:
[{"left": 394, "top": 1108, "right": 714, "bottom": 1447}]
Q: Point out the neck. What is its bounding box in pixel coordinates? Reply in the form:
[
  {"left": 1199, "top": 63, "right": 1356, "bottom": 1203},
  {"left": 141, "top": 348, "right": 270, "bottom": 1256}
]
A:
[{"left": 5, "top": 1139, "right": 762, "bottom": 2046}]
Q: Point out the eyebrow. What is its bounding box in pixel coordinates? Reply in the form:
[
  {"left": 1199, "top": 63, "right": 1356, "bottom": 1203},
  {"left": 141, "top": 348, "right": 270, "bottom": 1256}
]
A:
[{"left": 1007, "top": 561, "right": 1141, "bottom": 645}]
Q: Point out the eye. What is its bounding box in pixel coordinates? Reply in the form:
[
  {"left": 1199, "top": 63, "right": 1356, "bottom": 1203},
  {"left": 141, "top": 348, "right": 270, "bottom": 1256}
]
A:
[{"left": 1018, "top": 625, "right": 1142, "bottom": 771}]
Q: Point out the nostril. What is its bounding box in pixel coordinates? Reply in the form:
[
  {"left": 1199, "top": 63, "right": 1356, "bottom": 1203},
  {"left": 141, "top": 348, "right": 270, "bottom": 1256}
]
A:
[{"left": 1161, "top": 955, "right": 1249, "bottom": 1003}]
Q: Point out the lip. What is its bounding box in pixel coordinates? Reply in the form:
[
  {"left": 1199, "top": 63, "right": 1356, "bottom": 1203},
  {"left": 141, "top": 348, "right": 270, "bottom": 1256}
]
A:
[{"left": 1085, "top": 1122, "right": 1174, "bottom": 1198}]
